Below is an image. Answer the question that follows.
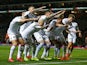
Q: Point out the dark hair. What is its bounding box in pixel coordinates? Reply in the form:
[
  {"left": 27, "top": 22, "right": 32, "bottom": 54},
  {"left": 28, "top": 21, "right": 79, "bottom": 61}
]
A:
[{"left": 58, "top": 15, "right": 64, "bottom": 19}]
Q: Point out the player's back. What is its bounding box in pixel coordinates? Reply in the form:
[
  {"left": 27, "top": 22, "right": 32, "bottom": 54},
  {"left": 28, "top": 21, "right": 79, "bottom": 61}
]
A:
[{"left": 7, "top": 16, "right": 22, "bottom": 34}]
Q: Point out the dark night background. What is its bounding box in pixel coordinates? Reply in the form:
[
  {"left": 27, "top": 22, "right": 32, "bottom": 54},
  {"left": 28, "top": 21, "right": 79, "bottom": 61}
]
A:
[{"left": 0, "top": 0, "right": 87, "bottom": 46}]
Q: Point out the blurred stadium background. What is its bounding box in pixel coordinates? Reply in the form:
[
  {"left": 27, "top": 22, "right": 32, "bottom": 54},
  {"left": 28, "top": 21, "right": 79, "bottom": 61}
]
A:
[{"left": 0, "top": 0, "right": 87, "bottom": 47}]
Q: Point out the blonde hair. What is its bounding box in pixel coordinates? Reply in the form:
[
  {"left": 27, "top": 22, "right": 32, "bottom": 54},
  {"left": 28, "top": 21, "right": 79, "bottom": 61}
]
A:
[
  {"left": 58, "top": 15, "right": 64, "bottom": 19},
  {"left": 68, "top": 14, "right": 75, "bottom": 19},
  {"left": 28, "top": 6, "right": 35, "bottom": 11}
]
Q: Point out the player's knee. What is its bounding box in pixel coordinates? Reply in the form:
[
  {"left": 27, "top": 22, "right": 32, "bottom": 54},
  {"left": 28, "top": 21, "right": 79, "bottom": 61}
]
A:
[{"left": 68, "top": 42, "right": 73, "bottom": 48}]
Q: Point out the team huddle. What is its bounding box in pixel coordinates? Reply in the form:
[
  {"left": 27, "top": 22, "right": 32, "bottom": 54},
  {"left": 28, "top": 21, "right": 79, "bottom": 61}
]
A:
[{"left": 7, "top": 6, "right": 82, "bottom": 62}]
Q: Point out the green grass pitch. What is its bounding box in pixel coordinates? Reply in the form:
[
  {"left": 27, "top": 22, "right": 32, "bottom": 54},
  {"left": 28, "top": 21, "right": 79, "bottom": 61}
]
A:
[{"left": 0, "top": 45, "right": 87, "bottom": 65}]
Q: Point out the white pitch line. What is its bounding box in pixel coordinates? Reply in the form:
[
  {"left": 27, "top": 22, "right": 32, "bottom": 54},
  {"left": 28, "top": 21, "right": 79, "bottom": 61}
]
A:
[{"left": 17, "top": 60, "right": 87, "bottom": 65}]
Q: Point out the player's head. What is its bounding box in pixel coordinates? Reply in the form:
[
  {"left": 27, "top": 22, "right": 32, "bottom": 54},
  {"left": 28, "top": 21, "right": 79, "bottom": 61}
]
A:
[
  {"left": 57, "top": 15, "right": 64, "bottom": 23},
  {"left": 68, "top": 14, "right": 75, "bottom": 22},
  {"left": 45, "top": 10, "right": 51, "bottom": 16},
  {"left": 28, "top": 6, "right": 35, "bottom": 13}
]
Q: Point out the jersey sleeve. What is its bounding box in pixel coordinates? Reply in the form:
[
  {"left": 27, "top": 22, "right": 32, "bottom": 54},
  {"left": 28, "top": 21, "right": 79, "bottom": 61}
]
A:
[
  {"left": 62, "top": 18, "right": 68, "bottom": 24},
  {"left": 39, "top": 15, "right": 47, "bottom": 21},
  {"left": 23, "top": 11, "right": 30, "bottom": 17},
  {"left": 49, "top": 20, "right": 56, "bottom": 28},
  {"left": 12, "top": 17, "right": 21, "bottom": 22}
]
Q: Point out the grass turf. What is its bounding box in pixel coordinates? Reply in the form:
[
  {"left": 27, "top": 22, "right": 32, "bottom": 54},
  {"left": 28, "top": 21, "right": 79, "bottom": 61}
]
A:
[{"left": 0, "top": 45, "right": 87, "bottom": 65}]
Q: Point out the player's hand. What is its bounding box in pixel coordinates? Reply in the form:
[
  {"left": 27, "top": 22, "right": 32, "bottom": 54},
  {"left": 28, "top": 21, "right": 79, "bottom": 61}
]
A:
[{"left": 78, "top": 32, "right": 82, "bottom": 38}]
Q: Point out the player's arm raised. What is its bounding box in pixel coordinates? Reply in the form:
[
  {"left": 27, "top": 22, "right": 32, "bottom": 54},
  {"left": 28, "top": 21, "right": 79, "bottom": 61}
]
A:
[
  {"left": 20, "top": 17, "right": 39, "bottom": 23},
  {"left": 33, "top": 6, "right": 46, "bottom": 12},
  {"left": 47, "top": 10, "right": 65, "bottom": 19},
  {"left": 54, "top": 10, "right": 65, "bottom": 18}
]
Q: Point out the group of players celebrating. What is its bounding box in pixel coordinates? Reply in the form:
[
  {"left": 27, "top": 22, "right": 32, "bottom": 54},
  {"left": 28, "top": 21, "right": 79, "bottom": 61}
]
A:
[{"left": 7, "top": 6, "right": 82, "bottom": 62}]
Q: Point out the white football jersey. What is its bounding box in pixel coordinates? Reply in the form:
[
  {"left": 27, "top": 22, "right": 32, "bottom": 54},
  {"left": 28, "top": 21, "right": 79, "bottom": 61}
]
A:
[{"left": 7, "top": 16, "right": 23, "bottom": 35}]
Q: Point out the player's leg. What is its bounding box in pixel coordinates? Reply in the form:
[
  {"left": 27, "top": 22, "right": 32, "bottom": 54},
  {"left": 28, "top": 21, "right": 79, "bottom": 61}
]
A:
[
  {"left": 17, "top": 37, "right": 25, "bottom": 62},
  {"left": 24, "top": 37, "right": 33, "bottom": 61},
  {"left": 23, "top": 36, "right": 33, "bottom": 61},
  {"left": 41, "top": 36, "right": 51, "bottom": 60},
  {"left": 66, "top": 42, "right": 72, "bottom": 56},
  {"left": 54, "top": 43, "right": 61, "bottom": 59},
  {"left": 60, "top": 35, "right": 67, "bottom": 60},
  {"left": 23, "top": 43, "right": 30, "bottom": 61},
  {"left": 69, "top": 37, "right": 76, "bottom": 55},
  {"left": 32, "top": 32, "right": 44, "bottom": 61},
  {"left": 8, "top": 35, "right": 18, "bottom": 62},
  {"left": 65, "top": 37, "right": 73, "bottom": 60},
  {"left": 31, "top": 42, "right": 36, "bottom": 59},
  {"left": 30, "top": 35, "right": 36, "bottom": 59},
  {"left": 26, "top": 44, "right": 32, "bottom": 58},
  {"left": 52, "top": 36, "right": 61, "bottom": 59},
  {"left": 60, "top": 42, "right": 67, "bottom": 60}
]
